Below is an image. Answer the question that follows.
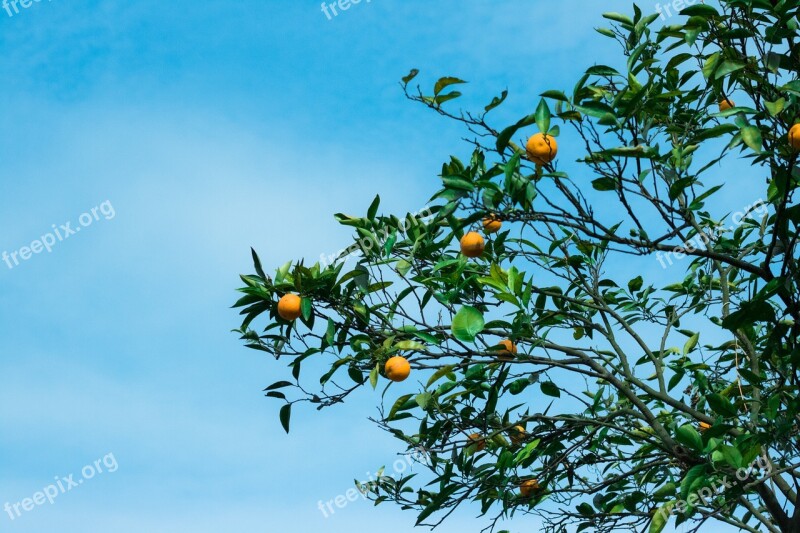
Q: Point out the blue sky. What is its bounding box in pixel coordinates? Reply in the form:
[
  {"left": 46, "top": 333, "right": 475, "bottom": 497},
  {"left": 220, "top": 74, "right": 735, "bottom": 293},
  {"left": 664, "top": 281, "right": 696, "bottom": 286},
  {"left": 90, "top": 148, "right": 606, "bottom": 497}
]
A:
[{"left": 0, "top": 1, "right": 750, "bottom": 531}]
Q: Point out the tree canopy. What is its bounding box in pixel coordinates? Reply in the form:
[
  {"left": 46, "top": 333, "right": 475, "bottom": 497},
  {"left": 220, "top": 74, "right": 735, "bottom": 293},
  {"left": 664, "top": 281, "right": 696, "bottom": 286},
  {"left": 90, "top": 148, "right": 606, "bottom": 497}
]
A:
[{"left": 234, "top": 2, "right": 800, "bottom": 531}]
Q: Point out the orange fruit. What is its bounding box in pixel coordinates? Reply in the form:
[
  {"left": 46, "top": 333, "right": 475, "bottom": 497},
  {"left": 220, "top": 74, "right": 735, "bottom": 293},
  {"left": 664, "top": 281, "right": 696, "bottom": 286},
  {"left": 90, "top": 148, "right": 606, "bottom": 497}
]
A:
[
  {"left": 519, "top": 479, "right": 540, "bottom": 497},
  {"left": 496, "top": 339, "right": 518, "bottom": 361},
  {"left": 460, "top": 231, "right": 485, "bottom": 258},
  {"left": 509, "top": 425, "right": 526, "bottom": 446},
  {"left": 699, "top": 421, "right": 712, "bottom": 432},
  {"left": 468, "top": 433, "right": 486, "bottom": 451},
  {"left": 789, "top": 124, "right": 800, "bottom": 150},
  {"left": 482, "top": 216, "right": 502, "bottom": 234},
  {"left": 277, "top": 294, "right": 302, "bottom": 321},
  {"left": 385, "top": 356, "right": 411, "bottom": 382},
  {"left": 719, "top": 98, "right": 735, "bottom": 111},
  {"left": 526, "top": 133, "right": 558, "bottom": 165}
]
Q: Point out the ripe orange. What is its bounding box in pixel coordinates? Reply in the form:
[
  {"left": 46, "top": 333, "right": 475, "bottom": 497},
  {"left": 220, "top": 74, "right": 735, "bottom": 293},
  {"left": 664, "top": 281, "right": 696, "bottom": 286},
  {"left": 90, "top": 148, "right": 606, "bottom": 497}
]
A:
[
  {"left": 385, "top": 356, "right": 411, "bottom": 382},
  {"left": 482, "top": 216, "right": 502, "bottom": 234},
  {"left": 519, "top": 479, "right": 540, "bottom": 497},
  {"left": 526, "top": 133, "right": 558, "bottom": 165},
  {"left": 789, "top": 124, "right": 800, "bottom": 150},
  {"left": 496, "top": 339, "right": 518, "bottom": 361},
  {"left": 699, "top": 421, "right": 712, "bottom": 431},
  {"left": 468, "top": 433, "right": 486, "bottom": 451},
  {"left": 719, "top": 98, "right": 735, "bottom": 111},
  {"left": 460, "top": 231, "right": 485, "bottom": 258},
  {"left": 277, "top": 294, "right": 302, "bottom": 321},
  {"left": 509, "top": 425, "right": 526, "bottom": 446}
]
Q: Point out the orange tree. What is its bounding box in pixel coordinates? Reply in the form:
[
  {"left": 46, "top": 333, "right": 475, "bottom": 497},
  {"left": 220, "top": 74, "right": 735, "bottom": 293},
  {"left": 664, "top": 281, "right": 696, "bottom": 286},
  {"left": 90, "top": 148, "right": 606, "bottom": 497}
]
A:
[{"left": 234, "top": 2, "right": 800, "bottom": 532}]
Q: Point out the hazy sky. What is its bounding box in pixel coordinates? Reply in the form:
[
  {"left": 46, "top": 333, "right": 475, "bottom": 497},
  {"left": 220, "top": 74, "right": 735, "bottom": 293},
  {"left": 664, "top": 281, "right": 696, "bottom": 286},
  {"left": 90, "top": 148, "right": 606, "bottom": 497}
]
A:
[{"left": 0, "top": 1, "right": 746, "bottom": 531}]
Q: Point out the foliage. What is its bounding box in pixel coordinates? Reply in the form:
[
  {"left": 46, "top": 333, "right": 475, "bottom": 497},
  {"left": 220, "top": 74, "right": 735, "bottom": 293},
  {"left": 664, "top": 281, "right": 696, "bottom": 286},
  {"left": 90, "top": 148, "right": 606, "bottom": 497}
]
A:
[{"left": 234, "top": 2, "right": 800, "bottom": 531}]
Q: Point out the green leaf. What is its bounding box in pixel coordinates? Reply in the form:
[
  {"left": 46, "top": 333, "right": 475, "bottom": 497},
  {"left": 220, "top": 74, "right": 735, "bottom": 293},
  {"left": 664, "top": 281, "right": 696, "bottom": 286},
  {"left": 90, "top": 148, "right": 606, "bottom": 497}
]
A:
[
  {"left": 668, "top": 369, "right": 685, "bottom": 391},
  {"left": 415, "top": 392, "right": 432, "bottom": 409},
  {"left": 702, "top": 52, "right": 721, "bottom": 79},
  {"left": 596, "top": 27, "right": 615, "bottom": 38},
  {"left": 279, "top": 403, "right": 291, "bottom": 434},
  {"left": 718, "top": 444, "right": 743, "bottom": 468},
  {"left": 706, "top": 393, "right": 738, "bottom": 417},
  {"left": 722, "top": 300, "right": 776, "bottom": 330},
  {"left": 653, "top": 482, "right": 676, "bottom": 499},
  {"left": 401, "top": 69, "right": 419, "bottom": 85},
  {"left": 715, "top": 60, "right": 745, "bottom": 80},
  {"left": 451, "top": 306, "right": 485, "bottom": 342},
  {"left": 649, "top": 504, "right": 671, "bottom": 533},
  {"left": 434, "top": 77, "right": 466, "bottom": 96},
  {"left": 465, "top": 364, "right": 486, "bottom": 380},
  {"left": 325, "top": 318, "right": 335, "bottom": 346},
  {"left": 592, "top": 177, "right": 618, "bottom": 191},
  {"left": 675, "top": 424, "right": 703, "bottom": 451},
  {"left": 369, "top": 364, "right": 379, "bottom": 389},
  {"left": 414, "top": 331, "right": 441, "bottom": 345},
  {"left": 683, "top": 332, "right": 699, "bottom": 355},
  {"left": 477, "top": 276, "right": 510, "bottom": 293},
  {"left": 585, "top": 65, "right": 621, "bottom": 77},
  {"left": 535, "top": 98, "right": 551, "bottom": 133},
  {"left": 485, "top": 90, "right": 508, "bottom": 112},
  {"left": 388, "top": 394, "right": 413, "bottom": 420},
  {"left": 396, "top": 259, "right": 412, "bottom": 276},
  {"left": 434, "top": 91, "right": 462, "bottom": 106},
  {"left": 680, "top": 465, "right": 708, "bottom": 500},
  {"left": 765, "top": 98, "right": 785, "bottom": 117},
  {"left": 599, "top": 145, "right": 659, "bottom": 158},
  {"left": 367, "top": 195, "right": 380, "bottom": 220},
  {"left": 628, "top": 276, "right": 643, "bottom": 292},
  {"left": 496, "top": 114, "right": 537, "bottom": 153},
  {"left": 541, "top": 381, "right": 561, "bottom": 397},
  {"left": 426, "top": 365, "right": 455, "bottom": 388},
  {"left": 680, "top": 4, "right": 719, "bottom": 17},
  {"left": 395, "top": 340, "right": 426, "bottom": 351},
  {"left": 508, "top": 379, "right": 530, "bottom": 395},
  {"left": 301, "top": 297, "right": 312, "bottom": 321},
  {"left": 515, "top": 439, "right": 541, "bottom": 463},
  {"left": 692, "top": 124, "right": 738, "bottom": 142},
  {"left": 348, "top": 365, "right": 364, "bottom": 384},
  {"left": 741, "top": 125, "right": 762, "bottom": 153},
  {"left": 265, "top": 381, "right": 293, "bottom": 391},
  {"left": 250, "top": 247, "right": 267, "bottom": 279},
  {"left": 602, "top": 12, "right": 634, "bottom": 27},
  {"left": 540, "top": 90, "right": 569, "bottom": 102}
]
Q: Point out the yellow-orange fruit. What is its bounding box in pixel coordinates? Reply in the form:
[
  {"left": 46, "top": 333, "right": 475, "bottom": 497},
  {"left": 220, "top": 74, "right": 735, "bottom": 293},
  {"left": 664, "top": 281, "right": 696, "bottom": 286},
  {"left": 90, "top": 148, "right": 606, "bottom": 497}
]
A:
[
  {"left": 789, "top": 124, "right": 800, "bottom": 150},
  {"left": 526, "top": 133, "right": 558, "bottom": 165},
  {"left": 496, "top": 339, "right": 518, "bottom": 361},
  {"left": 277, "top": 294, "right": 302, "bottom": 321},
  {"left": 699, "top": 421, "right": 712, "bottom": 432},
  {"left": 519, "top": 479, "right": 540, "bottom": 497},
  {"left": 468, "top": 433, "right": 486, "bottom": 451},
  {"left": 385, "top": 356, "right": 411, "bottom": 382},
  {"left": 482, "top": 216, "right": 502, "bottom": 234},
  {"left": 719, "top": 98, "right": 735, "bottom": 111},
  {"left": 460, "top": 231, "right": 485, "bottom": 258},
  {"left": 509, "top": 425, "right": 527, "bottom": 446}
]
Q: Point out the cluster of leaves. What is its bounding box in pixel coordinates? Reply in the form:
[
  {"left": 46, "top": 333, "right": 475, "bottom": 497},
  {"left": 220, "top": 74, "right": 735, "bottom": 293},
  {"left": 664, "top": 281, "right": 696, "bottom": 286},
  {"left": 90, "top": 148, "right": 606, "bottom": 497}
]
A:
[{"left": 235, "top": 2, "right": 800, "bottom": 532}]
